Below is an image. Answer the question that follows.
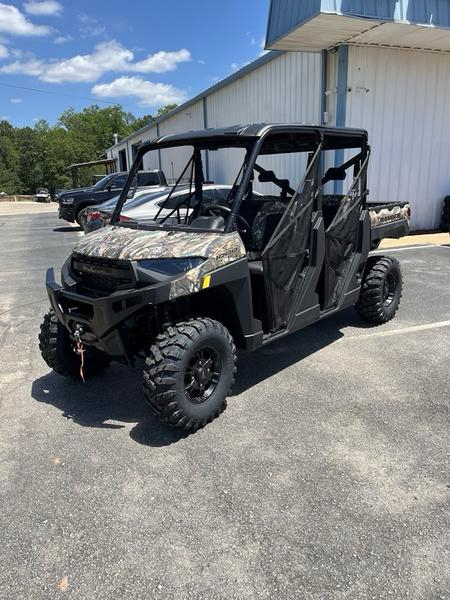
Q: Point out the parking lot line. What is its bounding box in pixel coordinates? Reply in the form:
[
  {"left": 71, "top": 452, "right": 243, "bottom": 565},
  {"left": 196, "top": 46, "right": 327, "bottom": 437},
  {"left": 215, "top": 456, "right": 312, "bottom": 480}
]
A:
[{"left": 343, "top": 319, "right": 450, "bottom": 340}]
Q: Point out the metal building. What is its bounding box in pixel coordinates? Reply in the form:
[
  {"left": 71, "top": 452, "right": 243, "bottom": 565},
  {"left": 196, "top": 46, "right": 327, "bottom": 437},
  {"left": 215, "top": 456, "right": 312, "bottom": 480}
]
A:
[{"left": 106, "top": 0, "right": 450, "bottom": 230}]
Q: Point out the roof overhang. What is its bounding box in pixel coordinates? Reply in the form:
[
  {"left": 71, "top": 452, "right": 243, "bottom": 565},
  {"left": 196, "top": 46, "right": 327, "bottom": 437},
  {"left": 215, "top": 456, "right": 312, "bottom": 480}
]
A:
[
  {"left": 268, "top": 12, "right": 450, "bottom": 53},
  {"left": 66, "top": 157, "right": 117, "bottom": 171}
]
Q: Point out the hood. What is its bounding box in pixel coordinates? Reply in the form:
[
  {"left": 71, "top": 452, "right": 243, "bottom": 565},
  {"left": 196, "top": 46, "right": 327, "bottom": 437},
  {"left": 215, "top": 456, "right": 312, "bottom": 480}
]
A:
[
  {"left": 72, "top": 224, "right": 246, "bottom": 262},
  {"left": 59, "top": 187, "right": 93, "bottom": 199}
]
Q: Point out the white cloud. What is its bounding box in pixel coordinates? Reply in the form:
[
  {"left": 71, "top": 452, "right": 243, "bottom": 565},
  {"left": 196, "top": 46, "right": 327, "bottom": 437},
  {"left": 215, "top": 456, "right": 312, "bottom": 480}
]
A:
[
  {"left": 80, "top": 24, "right": 106, "bottom": 37},
  {"left": 0, "top": 3, "right": 52, "bottom": 35},
  {"left": 76, "top": 12, "right": 105, "bottom": 37},
  {"left": 43, "top": 41, "right": 132, "bottom": 82},
  {"left": 0, "top": 115, "right": 11, "bottom": 121},
  {"left": 54, "top": 34, "right": 72, "bottom": 44},
  {"left": 92, "top": 76, "right": 186, "bottom": 108},
  {"left": 1, "top": 56, "right": 44, "bottom": 76},
  {"left": 24, "top": 1, "right": 63, "bottom": 16},
  {"left": 10, "top": 96, "right": 22, "bottom": 103},
  {"left": 0, "top": 43, "right": 8, "bottom": 58},
  {"left": 0, "top": 40, "right": 191, "bottom": 83},
  {"left": 128, "top": 49, "right": 190, "bottom": 74},
  {"left": 77, "top": 12, "right": 97, "bottom": 24},
  {"left": 197, "top": 59, "right": 206, "bottom": 65},
  {"left": 250, "top": 38, "right": 256, "bottom": 45}
]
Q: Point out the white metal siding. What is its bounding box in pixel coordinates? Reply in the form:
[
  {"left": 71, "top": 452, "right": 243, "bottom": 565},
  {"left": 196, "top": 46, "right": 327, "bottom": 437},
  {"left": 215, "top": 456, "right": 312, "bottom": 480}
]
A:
[
  {"left": 346, "top": 46, "right": 450, "bottom": 230},
  {"left": 141, "top": 125, "right": 158, "bottom": 170},
  {"left": 206, "top": 51, "right": 321, "bottom": 193},
  {"left": 109, "top": 52, "right": 321, "bottom": 191},
  {"left": 157, "top": 101, "right": 204, "bottom": 182}
]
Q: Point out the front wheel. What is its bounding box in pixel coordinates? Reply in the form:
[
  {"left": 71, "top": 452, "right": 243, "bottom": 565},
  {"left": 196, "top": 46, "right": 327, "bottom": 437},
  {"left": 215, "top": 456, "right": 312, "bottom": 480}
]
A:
[
  {"left": 143, "top": 318, "right": 237, "bottom": 430},
  {"left": 38, "top": 310, "right": 110, "bottom": 379},
  {"left": 356, "top": 256, "right": 403, "bottom": 324},
  {"left": 75, "top": 209, "right": 84, "bottom": 227}
]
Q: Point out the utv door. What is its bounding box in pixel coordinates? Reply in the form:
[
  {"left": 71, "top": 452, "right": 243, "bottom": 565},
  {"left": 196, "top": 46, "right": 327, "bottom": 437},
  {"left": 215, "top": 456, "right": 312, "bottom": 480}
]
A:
[
  {"left": 322, "top": 153, "right": 369, "bottom": 309},
  {"left": 261, "top": 145, "right": 321, "bottom": 332}
]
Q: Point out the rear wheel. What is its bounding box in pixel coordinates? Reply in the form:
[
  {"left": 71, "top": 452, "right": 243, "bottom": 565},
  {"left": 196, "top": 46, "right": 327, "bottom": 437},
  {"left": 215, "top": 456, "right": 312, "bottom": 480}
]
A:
[
  {"left": 39, "top": 310, "right": 110, "bottom": 379},
  {"left": 356, "top": 256, "right": 402, "bottom": 324},
  {"left": 143, "top": 318, "right": 237, "bottom": 430}
]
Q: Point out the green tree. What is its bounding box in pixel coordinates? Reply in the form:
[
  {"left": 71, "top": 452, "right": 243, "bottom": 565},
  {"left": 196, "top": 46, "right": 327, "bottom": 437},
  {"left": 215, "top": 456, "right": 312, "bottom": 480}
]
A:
[
  {"left": 0, "top": 121, "right": 21, "bottom": 194},
  {"left": 0, "top": 102, "right": 179, "bottom": 194},
  {"left": 15, "top": 127, "right": 45, "bottom": 193},
  {"left": 155, "top": 104, "right": 177, "bottom": 118}
]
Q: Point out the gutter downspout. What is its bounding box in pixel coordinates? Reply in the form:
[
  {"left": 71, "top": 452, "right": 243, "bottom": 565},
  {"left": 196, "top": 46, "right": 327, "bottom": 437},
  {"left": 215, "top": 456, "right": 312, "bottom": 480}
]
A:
[
  {"left": 335, "top": 44, "right": 348, "bottom": 195},
  {"left": 202, "top": 96, "right": 210, "bottom": 181},
  {"left": 320, "top": 49, "right": 328, "bottom": 182},
  {"left": 156, "top": 123, "right": 162, "bottom": 171}
]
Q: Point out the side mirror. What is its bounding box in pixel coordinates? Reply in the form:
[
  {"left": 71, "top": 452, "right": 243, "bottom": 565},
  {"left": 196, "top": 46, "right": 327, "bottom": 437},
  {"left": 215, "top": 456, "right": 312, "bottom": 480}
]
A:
[{"left": 106, "top": 184, "right": 112, "bottom": 192}]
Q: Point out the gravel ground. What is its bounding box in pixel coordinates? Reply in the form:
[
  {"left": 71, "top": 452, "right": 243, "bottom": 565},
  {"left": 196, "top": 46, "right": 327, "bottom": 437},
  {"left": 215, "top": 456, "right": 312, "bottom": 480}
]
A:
[{"left": 0, "top": 206, "right": 449, "bottom": 600}]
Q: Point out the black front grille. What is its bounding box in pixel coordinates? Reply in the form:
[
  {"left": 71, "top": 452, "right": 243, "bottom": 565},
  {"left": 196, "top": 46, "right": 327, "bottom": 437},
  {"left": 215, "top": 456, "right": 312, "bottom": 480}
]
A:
[{"left": 71, "top": 254, "right": 134, "bottom": 294}]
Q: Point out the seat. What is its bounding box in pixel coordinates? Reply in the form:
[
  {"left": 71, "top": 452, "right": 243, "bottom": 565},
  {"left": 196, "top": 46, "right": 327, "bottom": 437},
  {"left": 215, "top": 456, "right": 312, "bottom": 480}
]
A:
[{"left": 189, "top": 215, "right": 224, "bottom": 230}]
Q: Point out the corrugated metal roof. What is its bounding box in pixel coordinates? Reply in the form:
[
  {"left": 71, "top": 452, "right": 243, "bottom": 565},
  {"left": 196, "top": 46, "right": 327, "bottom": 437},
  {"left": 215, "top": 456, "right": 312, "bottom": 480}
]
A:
[
  {"left": 266, "top": 0, "right": 450, "bottom": 50},
  {"left": 105, "top": 51, "right": 283, "bottom": 152}
]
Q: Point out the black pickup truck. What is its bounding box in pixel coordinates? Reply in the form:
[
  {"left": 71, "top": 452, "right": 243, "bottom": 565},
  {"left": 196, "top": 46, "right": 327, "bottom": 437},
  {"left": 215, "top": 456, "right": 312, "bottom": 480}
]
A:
[{"left": 58, "top": 170, "right": 167, "bottom": 225}]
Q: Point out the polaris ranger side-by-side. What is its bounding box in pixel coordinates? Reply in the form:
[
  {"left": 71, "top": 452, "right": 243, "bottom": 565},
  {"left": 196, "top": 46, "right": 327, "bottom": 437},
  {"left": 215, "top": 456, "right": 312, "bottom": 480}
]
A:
[{"left": 39, "top": 125, "right": 410, "bottom": 430}]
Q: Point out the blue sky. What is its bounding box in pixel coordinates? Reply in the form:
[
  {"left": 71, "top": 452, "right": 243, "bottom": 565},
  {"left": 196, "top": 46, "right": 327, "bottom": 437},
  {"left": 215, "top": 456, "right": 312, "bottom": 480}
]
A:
[{"left": 0, "top": 0, "right": 271, "bottom": 126}]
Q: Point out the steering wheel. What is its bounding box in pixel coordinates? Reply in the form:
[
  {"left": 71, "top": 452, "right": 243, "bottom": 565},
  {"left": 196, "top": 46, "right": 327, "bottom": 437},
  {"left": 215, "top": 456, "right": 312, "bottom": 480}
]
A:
[{"left": 203, "top": 204, "right": 250, "bottom": 233}]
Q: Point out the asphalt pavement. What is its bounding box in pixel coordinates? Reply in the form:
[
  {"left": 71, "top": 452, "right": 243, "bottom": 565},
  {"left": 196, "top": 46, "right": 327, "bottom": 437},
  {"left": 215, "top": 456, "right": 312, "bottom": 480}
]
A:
[{"left": 0, "top": 205, "right": 449, "bottom": 600}]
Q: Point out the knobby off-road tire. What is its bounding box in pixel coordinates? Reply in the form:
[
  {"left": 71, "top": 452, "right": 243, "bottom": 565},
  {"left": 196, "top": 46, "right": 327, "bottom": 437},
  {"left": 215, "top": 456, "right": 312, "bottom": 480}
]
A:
[
  {"left": 38, "top": 310, "right": 110, "bottom": 379},
  {"left": 356, "top": 256, "right": 402, "bottom": 324},
  {"left": 143, "top": 318, "right": 237, "bottom": 430}
]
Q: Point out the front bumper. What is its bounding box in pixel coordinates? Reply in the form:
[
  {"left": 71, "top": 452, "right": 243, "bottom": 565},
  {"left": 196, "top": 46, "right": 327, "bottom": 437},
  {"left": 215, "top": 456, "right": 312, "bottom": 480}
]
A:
[
  {"left": 58, "top": 203, "right": 76, "bottom": 222},
  {"left": 46, "top": 266, "right": 170, "bottom": 362}
]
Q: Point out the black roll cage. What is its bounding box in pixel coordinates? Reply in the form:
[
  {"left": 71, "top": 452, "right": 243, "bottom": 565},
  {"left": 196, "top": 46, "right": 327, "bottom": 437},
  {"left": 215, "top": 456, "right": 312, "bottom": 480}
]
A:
[{"left": 110, "top": 125, "right": 369, "bottom": 232}]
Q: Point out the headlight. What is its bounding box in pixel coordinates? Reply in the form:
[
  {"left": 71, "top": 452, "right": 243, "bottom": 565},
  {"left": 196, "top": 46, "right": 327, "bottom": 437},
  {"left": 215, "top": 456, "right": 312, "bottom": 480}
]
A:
[
  {"left": 62, "top": 197, "right": 74, "bottom": 204},
  {"left": 138, "top": 257, "right": 204, "bottom": 275}
]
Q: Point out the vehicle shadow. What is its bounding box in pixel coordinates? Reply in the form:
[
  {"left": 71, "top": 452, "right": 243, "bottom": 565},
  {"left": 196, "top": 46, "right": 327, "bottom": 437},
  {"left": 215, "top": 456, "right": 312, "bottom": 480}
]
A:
[
  {"left": 31, "top": 308, "right": 370, "bottom": 446},
  {"left": 31, "top": 363, "right": 188, "bottom": 447},
  {"left": 53, "top": 226, "right": 82, "bottom": 233},
  {"left": 232, "top": 307, "right": 369, "bottom": 395}
]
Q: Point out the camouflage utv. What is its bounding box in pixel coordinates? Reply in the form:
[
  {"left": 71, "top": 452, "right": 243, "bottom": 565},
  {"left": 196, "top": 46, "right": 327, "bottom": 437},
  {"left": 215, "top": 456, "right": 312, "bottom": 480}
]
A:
[{"left": 39, "top": 125, "right": 410, "bottom": 430}]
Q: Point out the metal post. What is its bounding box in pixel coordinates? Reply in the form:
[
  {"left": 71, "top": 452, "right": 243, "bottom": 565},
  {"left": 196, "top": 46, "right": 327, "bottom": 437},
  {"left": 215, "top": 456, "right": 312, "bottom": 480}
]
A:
[
  {"left": 335, "top": 44, "right": 348, "bottom": 195},
  {"left": 156, "top": 123, "right": 162, "bottom": 171},
  {"left": 202, "top": 96, "right": 210, "bottom": 181}
]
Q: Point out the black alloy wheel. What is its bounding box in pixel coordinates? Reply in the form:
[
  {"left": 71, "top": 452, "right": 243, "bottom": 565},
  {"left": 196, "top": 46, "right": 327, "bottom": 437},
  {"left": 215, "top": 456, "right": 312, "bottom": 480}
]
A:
[{"left": 185, "top": 347, "right": 221, "bottom": 403}]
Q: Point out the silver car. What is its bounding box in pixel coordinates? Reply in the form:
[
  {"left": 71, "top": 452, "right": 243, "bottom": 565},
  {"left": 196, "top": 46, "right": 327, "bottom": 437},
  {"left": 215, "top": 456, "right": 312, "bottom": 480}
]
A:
[{"left": 81, "top": 185, "right": 243, "bottom": 233}]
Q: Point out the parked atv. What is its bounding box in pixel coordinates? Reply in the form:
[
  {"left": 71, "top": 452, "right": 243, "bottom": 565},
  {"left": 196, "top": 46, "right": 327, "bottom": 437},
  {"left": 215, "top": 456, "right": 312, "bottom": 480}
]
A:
[{"left": 39, "top": 124, "right": 410, "bottom": 430}]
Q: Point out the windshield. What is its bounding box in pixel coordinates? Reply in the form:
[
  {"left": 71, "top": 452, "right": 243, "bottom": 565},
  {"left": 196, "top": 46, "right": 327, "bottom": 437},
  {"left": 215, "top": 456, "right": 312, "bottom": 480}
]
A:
[
  {"left": 113, "top": 141, "right": 254, "bottom": 232},
  {"left": 92, "top": 174, "right": 114, "bottom": 191}
]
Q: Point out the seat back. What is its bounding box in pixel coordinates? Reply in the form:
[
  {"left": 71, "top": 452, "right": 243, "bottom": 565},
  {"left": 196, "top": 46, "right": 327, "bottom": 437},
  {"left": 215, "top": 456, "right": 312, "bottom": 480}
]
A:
[
  {"left": 250, "top": 200, "right": 286, "bottom": 252},
  {"left": 190, "top": 215, "right": 224, "bottom": 230}
]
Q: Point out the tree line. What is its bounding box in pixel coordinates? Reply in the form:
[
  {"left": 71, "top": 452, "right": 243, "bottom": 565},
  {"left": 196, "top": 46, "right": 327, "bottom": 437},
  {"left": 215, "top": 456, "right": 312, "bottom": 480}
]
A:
[{"left": 0, "top": 103, "right": 176, "bottom": 195}]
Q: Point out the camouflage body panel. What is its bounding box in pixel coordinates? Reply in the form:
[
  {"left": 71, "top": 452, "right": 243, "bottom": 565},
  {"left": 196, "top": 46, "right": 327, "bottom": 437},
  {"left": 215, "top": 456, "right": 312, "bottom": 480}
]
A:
[
  {"left": 369, "top": 204, "right": 410, "bottom": 227},
  {"left": 72, "top": 225, "right": 246, "bottom": 300}
]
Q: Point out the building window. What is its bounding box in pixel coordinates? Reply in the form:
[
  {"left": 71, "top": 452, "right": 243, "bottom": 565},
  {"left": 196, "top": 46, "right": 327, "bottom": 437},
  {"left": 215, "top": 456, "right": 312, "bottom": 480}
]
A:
[{"left": 118, "top": 149, "right": 127, "bottom": 171}]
